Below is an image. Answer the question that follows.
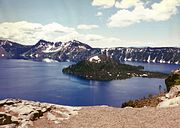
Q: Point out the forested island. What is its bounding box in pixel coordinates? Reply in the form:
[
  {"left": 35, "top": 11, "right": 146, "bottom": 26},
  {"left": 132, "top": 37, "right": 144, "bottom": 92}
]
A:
[{"left": 62, "top": 55, "right": 168, "bottom": 81}]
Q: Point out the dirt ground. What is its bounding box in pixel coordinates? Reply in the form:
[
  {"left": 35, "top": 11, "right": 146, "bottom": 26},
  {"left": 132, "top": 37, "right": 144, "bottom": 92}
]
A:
[{"left": 59, "top": 106, "right": 180, "bottom": 128}]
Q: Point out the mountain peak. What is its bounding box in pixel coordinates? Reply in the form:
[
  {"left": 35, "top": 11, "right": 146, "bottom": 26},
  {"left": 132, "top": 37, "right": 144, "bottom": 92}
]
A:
[{"left": 37, "top": 39, "right": 53, "bottom": 45}]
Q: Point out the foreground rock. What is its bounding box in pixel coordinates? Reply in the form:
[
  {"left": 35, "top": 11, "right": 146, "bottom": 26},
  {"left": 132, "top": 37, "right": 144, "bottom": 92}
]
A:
[
  {"left": 1, "top": 98, "right": 180, "bottom": 128},
  {"left": 0, "top": 112, "right": 14, "bottom": 125},
  {"left": 157, "top": 85, "right": 180, "bottom": 108},
  {"left": 165, "top": 69, "right": 180, "bottom": 91},
  {"left": 0, "top": 99, "right": 81, "bottom": 128},
  {"left": 157, "top": 69, "right": 180, "bottom": 108}
]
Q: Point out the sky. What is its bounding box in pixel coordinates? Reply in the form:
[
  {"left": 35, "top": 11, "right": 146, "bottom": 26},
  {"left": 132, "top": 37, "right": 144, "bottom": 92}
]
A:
[{"left": 0, "top": 0, "right": 180, "bottom": 48}]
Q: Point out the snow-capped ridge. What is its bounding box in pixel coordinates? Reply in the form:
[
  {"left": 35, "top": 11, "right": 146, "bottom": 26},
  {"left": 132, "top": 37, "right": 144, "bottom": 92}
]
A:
[
  {"left": 0, "top": 39, "right": 179, "bottom": 64},
  {"left": 34, "top": 39, "right": 92, "bottom": 53}
]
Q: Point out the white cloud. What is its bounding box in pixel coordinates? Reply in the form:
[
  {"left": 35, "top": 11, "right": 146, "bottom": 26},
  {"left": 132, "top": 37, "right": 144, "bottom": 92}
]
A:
[
  {"left": 108, "top": 0, "right": 180, "bottom": 27},
  {"left": 73, "top": 34, "right": 124, "bottom": 48},
  {"left": 115, "top": 0, "right": 140, "bottom": 9},
  {"left": 92, "top": 0, "right": 115, "bottom": 8},
  {"left": 96, "top": 12, "right": 103, "bottom": 16},
  {"left": 77, "top": 24, "right": 99, "bottom": 30},
  {"left": 0, "top": 21, "right": 77, "bottom": 45},
  {"left": 0, "top": 21, "right": 123, "bottom": 47},
  {"left": 0, "top": 21, "right": 179, "bottom": 48}
]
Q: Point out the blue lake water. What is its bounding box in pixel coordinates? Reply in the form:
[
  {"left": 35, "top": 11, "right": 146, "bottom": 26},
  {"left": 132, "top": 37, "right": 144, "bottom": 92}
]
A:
[{"left": 0, "top": 59, "right": 179, "bottom": 107}]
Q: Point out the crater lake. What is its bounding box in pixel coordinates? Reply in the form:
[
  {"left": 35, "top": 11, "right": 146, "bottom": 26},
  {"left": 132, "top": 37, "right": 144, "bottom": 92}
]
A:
[{"left": 0, "top": 59, "right": 179, "bottom": 107}]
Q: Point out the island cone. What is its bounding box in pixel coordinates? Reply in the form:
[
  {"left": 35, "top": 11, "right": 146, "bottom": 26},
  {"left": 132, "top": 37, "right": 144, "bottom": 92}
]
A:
[{"left": 62, "top": 55, "right": 168, "bottom": 80}]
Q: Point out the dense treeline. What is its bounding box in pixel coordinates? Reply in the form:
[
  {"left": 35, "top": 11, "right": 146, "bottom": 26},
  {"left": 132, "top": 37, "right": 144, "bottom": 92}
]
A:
[{"left": 63, "top": 55, "right": 168, "bottom": 81}]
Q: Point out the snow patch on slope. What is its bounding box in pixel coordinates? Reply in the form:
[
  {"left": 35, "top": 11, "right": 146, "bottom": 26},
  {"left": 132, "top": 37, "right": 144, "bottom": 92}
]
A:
[
  {"left": 42, "top": 44, "right": 63, "bottom": 53},
  {"left": 89, "top": 56, "right": 101, "bottom": 63},
  {"left": 42, "top": 58, "right": 58, "bottom": 63}
]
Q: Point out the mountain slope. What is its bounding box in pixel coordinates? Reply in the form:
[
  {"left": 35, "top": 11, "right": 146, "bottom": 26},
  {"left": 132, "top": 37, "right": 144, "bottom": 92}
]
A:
[
  {"left": 22, "top": 40, "right": 100, "bottom": 62},
  {"left": 0, "top": 46, "right": 8, "bottom": 59},
  {"left": 0, "top": 40, "right": 32, "bottom": 59},
  {"left": 0, "top": 39, "right": 179, "bottom": 64}
]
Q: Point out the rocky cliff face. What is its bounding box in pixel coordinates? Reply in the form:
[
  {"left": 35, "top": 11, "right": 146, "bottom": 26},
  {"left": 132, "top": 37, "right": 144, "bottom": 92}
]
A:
[
  {"left": 101, "top": 47, "right": 180, "bottom": 64},
  {"left": 157, "top": 84, "right": 180, "bottom": 108},
  {"left": 0, "top": 39, "right": 179, "bottom": 64}
]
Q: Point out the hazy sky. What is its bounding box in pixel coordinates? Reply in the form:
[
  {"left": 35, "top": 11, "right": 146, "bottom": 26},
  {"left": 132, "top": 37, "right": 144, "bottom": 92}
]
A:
[{"left": 0, "top": 0, "right": 180, "bottom": 48}]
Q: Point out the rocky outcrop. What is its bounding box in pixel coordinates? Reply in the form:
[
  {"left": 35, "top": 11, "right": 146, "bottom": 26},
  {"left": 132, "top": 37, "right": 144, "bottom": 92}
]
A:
[
  {"left": 165, "top": 85, "right": 180, "bottom": 99},
  {"left": 0, "top": 99, "right": 81, "bottom": 128},
  {"left": 0, "top": 112, "right": 14, "bottom": 125},
  {"left": 158, "top": 97, "right": 180, "bottom": 108},
  {"left": 156, "top": 69, "right": 180, "bottom": 108},
  {"left": 165, "top": 69, "right": 180, "bottom": 91},
  {"left": 158, "top": 85, "right": 180, "bottom": 108}
]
